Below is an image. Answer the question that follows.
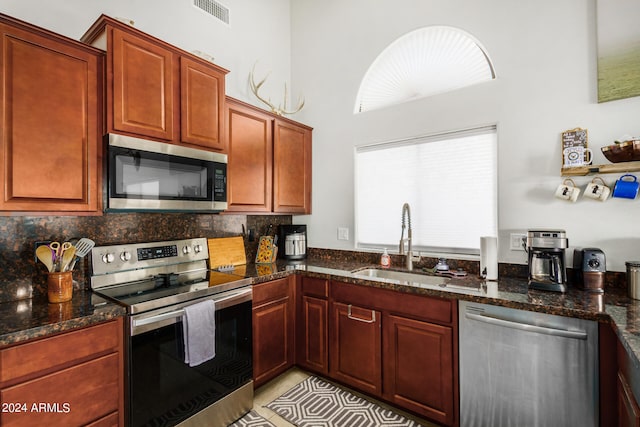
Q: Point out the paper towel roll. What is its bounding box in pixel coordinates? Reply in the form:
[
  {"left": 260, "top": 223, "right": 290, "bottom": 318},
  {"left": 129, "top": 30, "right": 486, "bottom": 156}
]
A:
[{"left": 480, "top": 236, "right": 498, "bottom": 281}]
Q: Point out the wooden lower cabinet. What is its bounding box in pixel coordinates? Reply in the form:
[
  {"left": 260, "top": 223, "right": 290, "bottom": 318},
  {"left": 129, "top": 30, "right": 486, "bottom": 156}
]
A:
[
  {"left": 330, "top": 301, "right": 382, "bottom": 396},
  {"left": 252, "top": 277, "right": 295, "bottom": 388},
  {"left": 296, "top": 277, "right": 329, "bottom": 375},
  {"left": 383, "top": 314, "right": 454, "bottom": 425},
  {"left": 330, "top": 280, "right": 457, "bottom": 426},
  {"left": 0, "top": 318, "right": 124, "bottom": 427},
  {"left": 618, "top": 371, "right": 640, "bottom": 427}
]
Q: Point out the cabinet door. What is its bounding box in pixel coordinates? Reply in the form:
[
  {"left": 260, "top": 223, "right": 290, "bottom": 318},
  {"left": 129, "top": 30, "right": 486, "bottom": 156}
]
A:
[
  {"left": 0, "top": 22, "right": 101, "bottom": 213},
  {"left": 252, "top": 278, "right": 294, "bottom": 387},
  {"left": 180, "top": 56, "right": 226, "bottom": 151},
  {"left": 298, "top": 295, "right": 328, "bottom": 375},
  {"left": 383, "top": 314, "right": 454, "bottom": 425},
  {"left": 0, "top": 354, "right": 120, "bottom": 427},
  {"left": 226, "top": 99, "right": 273, "bottom": 212},
  {"left": 111, "top": 27, "right": 175, "bottom": 141},
  {"left": 273, "top": 119, "right": 312, "bottom": 214},
  {"left": 618, "top": 372, "right": 640, "bottom": 427},
  {"left": 330, "top": 301, "right": 381, "bottom": 396}
]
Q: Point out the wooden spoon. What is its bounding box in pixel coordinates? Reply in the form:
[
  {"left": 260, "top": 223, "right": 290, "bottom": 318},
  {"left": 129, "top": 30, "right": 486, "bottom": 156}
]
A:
[
  {"left": 36, "top": 245, "right": 54, "bottom": 272},
  {"left": 61, "top": 246, "right": 77, "bottom": 272}
]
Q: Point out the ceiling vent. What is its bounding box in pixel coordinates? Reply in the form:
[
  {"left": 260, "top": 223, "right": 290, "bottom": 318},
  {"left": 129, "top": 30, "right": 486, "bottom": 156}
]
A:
[{"left": 193, "top": 0, "right": 230, "bottom": 25}]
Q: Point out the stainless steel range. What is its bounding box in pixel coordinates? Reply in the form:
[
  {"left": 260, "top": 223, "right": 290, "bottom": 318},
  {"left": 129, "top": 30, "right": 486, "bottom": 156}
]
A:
[{"left": 90, "top": 238, "right": 253, "bottom": 427}]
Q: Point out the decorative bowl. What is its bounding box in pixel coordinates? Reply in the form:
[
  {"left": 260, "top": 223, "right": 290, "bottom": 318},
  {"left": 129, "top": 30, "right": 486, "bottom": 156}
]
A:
[{"left": 601, "top": 140, "right": 640, "bottom": 163}]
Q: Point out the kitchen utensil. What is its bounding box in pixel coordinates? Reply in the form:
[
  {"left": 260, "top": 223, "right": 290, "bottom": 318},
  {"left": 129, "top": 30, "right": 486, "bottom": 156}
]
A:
[
  {"left": 36, "top": 245, "right": 55, "bottom": 272},
  {"left": 60, "top": 246, "right": 76, "bottom": 272},
  {"left": 49, "top": 241, "right": 61, "bottom": 259},
  {"left": 47, "top": 271, "right": 73, "bottom": 303},
  {"left": 207, "top": 237, "right": 246, "bottom": 269},
  {"left": 68, "top": 238, "right": 95, "bottom": 270},
  {"left": 612, "top": 174, "right": 639, "bottom": 199}
]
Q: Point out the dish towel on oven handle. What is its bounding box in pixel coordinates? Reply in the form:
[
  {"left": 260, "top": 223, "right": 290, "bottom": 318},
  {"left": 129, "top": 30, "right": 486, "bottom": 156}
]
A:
[{"left": 182, "top": 299, "right": 216, "bottom": 367}]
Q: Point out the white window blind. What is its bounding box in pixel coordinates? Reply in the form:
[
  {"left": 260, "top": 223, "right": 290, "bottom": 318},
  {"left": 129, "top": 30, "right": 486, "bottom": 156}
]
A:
[{"left": 355, "top": 126, "right": 497, "bottom": 254}]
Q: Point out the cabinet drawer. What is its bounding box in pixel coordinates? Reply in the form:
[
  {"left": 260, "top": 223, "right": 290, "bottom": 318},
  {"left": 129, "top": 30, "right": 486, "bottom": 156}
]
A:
[
  {"left": 0, "top": 320, "right": 121, "bottom": 385},
  {"left": 331, "top": 281, "right": 453, "bottom": 325},
  {"left": 0, "top": 353, "right": 120, "bottom": 427},
  {"left": 253, "top": 278, "right": 291, "bottom": 306},
  {"left": 301, "top": 277, "right": 328, "bottom": 298},
  {"left": 85, "top": 412, "right": 119, "bottom": 427}
]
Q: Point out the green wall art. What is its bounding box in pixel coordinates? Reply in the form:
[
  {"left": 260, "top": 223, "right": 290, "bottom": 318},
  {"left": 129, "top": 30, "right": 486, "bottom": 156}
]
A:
[{"left": 597, "top": 0, "right": 640, "bottom": 103}]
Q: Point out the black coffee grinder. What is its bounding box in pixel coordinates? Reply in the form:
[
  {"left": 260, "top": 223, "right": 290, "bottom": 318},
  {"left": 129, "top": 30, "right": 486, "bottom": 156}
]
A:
[{"left": 526, "top": 230, "right": 569, "bottom": 292}]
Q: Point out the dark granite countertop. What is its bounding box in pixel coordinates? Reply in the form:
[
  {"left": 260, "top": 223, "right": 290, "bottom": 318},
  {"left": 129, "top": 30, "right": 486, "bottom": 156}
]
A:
[
  {"left": 2, "top": 256, "right": 640, "bottom": 381},
  {"left": 263, "top": 257, "right": 640, "bottom": 375},
  {"left": 0, "top": 289, "right": 126, "bottom": 347}
]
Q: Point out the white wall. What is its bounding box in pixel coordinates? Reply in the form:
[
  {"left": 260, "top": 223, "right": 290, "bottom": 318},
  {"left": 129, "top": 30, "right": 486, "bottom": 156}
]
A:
[
  {"left": 0, "top": 0, "right": 292, "bottom": 108},
  {"left": 4, "top": 1, "right": 640, "bottom": 271},
  {"left": 290, "top": 0, "right": 640, "bottom": 271}
]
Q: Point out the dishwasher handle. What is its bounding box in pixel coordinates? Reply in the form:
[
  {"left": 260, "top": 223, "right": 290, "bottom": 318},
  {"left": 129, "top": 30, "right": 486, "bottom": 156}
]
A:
[{"left": 465, "top": 311, "right": 588, "bottom": 340}]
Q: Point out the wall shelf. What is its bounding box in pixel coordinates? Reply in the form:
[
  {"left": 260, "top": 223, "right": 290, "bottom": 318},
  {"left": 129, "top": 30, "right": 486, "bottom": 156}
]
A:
[{"left": 561, "top": 161, "right": 640, "bottom": 177}]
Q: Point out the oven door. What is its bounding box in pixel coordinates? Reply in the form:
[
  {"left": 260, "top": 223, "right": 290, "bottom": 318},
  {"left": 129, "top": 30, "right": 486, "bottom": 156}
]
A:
[
  {"left": 128, "top": 287, "right": 252, "bottom": 427},
  {"left": 107, "top": 133, "right": 227, "bottom": 212}
]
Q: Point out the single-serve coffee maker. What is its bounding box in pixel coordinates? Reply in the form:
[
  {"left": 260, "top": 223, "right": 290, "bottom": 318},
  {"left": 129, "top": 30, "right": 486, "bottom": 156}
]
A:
[
  {"left": 526, "top": 230, "right": 569, "bottom": 292},
  {"left": 278, "top": 224, "right": 307, "bottom": 260}
]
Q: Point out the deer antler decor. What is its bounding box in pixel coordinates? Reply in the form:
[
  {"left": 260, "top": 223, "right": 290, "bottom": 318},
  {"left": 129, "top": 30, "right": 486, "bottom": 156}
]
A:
[{"left": 249, "top": 63, "right": 305, "bottom": 116}]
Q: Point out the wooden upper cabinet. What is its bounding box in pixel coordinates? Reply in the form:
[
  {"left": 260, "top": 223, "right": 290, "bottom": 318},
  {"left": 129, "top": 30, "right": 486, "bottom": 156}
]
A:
[
  {"left": 181, "top": 56, "right": 226, "bottom": 151},
  {"left": 226, "top": 97, "right": 312, "bottom": 214},
  {"left": 226, "top": 98, "right": 274, "bottom": 212},
  {"left": 273, "top": 119, "right": 312, "bottom": 214},
  {"left": 111, "top": 26, "right": 175, "bottom": 141},
  {"left": 82, "top": 15, "right": 228, "bottom": 152},
  {"left": 0, "top": 14, "right": 102, "bottom": 214}
]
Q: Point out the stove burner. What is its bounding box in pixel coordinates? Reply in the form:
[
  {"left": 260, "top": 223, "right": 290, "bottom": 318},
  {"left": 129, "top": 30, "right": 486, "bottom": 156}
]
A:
[{"left": 90, "top": 238, "right": 251, "bottom": 314}]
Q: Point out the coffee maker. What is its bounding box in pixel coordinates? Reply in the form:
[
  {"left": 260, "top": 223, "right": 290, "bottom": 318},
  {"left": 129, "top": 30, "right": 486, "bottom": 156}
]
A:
[
  {"left": 526, "top": 230, "right": 569, "bottom": 292},
  {"left": 278, "top": 224, "right": 307, "bottom": 260}
]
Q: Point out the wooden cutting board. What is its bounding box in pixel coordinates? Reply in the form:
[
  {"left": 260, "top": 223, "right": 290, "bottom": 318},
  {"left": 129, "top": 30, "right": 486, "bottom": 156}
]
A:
[{"left": 207, "top": 237, "right": 246, "bottom": 269}]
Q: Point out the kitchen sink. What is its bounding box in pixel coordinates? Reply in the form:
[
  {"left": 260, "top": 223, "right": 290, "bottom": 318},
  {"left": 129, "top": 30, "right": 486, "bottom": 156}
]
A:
[
  {"left": 352, "top": 268, "right": 483, "bottom": 295},
  {"left": 353, "top": 268, "right": 450, "bottom": 285}
]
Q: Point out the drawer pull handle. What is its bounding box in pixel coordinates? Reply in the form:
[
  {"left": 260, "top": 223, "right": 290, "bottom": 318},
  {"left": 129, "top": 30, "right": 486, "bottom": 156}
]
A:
[{"left": 347, "top": 304, "right": 376, "bottom": 323}]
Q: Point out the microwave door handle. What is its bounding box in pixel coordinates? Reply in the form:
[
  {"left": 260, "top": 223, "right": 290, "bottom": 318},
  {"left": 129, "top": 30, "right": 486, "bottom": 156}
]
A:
[{"left": 132, "top": 287, "right": 252, "bottom": 331}]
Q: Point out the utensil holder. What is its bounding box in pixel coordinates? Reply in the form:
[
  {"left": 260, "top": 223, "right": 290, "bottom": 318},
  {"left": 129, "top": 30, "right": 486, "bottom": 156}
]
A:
[{"left": 47, "top": 271, "right": 73, "bottom": 303}]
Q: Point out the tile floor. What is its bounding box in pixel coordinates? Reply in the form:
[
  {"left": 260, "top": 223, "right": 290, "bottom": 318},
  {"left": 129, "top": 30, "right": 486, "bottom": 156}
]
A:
[{"left": 251, "top": 368, "right": 437, "bottom": 427}]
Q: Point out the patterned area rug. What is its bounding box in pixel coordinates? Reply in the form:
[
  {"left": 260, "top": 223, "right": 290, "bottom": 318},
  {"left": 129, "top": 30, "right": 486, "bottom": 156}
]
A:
[
  {"left": 266, "top": 376, "right": 422, "bottom": 427},
  {"left": 228, "top": 410, "right": 276, "bottom": 427}
]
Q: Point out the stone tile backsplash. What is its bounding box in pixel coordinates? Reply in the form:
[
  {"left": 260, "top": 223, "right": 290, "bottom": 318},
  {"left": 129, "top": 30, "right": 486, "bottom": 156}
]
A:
[{"left": 0, "top": 213, "right": 292, "bottom": 302}]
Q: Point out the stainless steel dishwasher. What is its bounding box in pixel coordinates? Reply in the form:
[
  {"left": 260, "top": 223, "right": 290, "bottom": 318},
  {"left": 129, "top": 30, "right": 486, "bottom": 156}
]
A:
[{"left": 459, "top": 300, "right": 598, "bottom": 427}]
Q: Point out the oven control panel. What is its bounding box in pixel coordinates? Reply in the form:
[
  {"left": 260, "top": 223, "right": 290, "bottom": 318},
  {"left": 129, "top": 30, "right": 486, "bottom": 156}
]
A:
[{"left": 90, "top": 238, "right": 209, "bottom": 276}]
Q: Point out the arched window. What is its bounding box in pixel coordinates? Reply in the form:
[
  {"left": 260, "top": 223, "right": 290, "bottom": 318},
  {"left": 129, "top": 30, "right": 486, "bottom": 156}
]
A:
[{"left": 354, "top": 26, "right": 496, "bottom": 113}]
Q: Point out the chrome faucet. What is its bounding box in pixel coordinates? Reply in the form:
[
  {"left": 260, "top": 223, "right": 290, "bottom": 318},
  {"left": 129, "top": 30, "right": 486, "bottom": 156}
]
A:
[{"left": 399, "top": 203, "right": 420, "bottom": 270}]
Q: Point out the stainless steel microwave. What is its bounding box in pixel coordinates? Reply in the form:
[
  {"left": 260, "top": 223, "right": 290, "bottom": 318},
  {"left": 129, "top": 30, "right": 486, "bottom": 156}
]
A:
[{"left": 107, "top": 134, "right": 227, "bottom": 212}]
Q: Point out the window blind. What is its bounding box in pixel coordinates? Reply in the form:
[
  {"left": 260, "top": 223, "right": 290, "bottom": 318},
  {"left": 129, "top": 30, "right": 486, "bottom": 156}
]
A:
[{"left": 355, "top": 126, "right": 497, "bottom": 254}]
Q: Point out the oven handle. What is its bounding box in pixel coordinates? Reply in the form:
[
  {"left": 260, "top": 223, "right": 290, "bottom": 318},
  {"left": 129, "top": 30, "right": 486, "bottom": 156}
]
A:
[{"left": 132, "top": 287, "right": 251, "bottom": 332}]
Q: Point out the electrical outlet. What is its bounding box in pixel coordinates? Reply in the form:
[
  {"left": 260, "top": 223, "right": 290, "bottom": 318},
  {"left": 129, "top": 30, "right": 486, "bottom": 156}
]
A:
[
  {"left": 509, "top": 233, "right": 526, "bottom": 251},
  {"left": 337, "top": 227, "right": 349, "bottom": 241}
]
